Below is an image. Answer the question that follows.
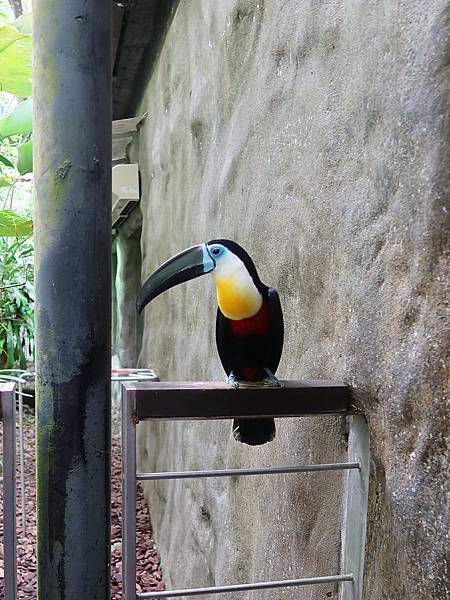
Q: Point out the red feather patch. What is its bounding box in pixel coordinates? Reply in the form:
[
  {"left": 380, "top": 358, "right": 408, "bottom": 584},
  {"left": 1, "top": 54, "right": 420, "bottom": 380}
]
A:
[{"left": 229, "top": 301, "right": 270, "bottom": 336}]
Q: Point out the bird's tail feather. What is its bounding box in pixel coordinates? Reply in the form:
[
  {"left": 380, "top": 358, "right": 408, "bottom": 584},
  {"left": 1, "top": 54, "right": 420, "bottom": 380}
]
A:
[{"left": 232, "top": 418, "right": 275, "bottom": 446}]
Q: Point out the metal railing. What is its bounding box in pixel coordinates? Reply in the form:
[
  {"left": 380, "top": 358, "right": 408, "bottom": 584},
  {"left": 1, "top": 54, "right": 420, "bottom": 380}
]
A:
[
  {"left": 0, "top": 382, "right": 17, "bottom": 600},
  {"left": 121, "top": 380, "right": 370, "bottom": 600},
  {"left": 0, "top": 368, "right": 157, "bottom": 600},
  {"left": 112, "top": 368, "right": 158, "bottom": 384},
  {"left": 0, "top": 370, "right": 34, "bottom": 533}
]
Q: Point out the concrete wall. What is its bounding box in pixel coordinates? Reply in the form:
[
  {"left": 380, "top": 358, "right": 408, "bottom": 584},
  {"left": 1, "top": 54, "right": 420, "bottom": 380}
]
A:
[{"left": 118, "top": 2, "right": 448, "bottom": 598}]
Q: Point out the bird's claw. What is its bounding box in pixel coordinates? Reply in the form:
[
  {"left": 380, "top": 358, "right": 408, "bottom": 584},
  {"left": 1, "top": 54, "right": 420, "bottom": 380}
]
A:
[
  {"left": 262, "top": 369, "right": 281, "bottom": 387},
  {"left": 227, "top": 372, "right": 240, "bottom": 389},
  {"left": 227, "top": 369, "right": 281, "bottom": 389}
]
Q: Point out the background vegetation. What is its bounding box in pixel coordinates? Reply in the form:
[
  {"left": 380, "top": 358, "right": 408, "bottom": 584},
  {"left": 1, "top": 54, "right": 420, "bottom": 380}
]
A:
[{"left": 0, "top": 0, "right": 34, "bottom": 369}]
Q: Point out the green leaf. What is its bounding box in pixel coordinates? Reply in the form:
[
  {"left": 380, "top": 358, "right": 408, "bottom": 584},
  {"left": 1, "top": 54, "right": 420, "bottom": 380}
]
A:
[
  {"left": 0, "top": 172, "right": 12, "bottom": 186},
  {"left": 0, "top": 23, "right": 32, "bottom": 97},
  {"left": 0, "top": 97, "right": 32, "bottom": 138},
  {"left": 0, "top": 154, "right": 14, "bottom": 168},
  {"left": 17, "top": 337, "right": 26, "bottom": 369},
  {"left": 0, "top": 0, "right": 13, "bottom": 23},
  {"left": 0, "top": 21, "right": 22, "bottom": 52},
  {"left": 11, "top": 14, "right": 32, "bottom": 35},
  {"left": 17, "top": 139, "right": 32, "bottom": 174},
  {"left": 6, "top": 320, "right": 14, "bottom": 368},
  {"left": 0, "top": 209, "right": 33, "bottom": 236}
]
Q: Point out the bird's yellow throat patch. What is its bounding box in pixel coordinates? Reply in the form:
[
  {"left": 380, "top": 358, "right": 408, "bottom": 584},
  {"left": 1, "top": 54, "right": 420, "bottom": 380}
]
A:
[{"left": 213, "top": 275, "right": 262, "bottom": 320}]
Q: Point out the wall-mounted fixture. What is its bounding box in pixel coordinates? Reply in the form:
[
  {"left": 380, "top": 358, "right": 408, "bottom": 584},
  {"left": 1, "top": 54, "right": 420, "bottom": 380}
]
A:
[
  {"left": 112, "top": 163, "right": 140, "bottom": 229},
  {"left": 112, "top": 115, "right": 146, "bottom": 166}
]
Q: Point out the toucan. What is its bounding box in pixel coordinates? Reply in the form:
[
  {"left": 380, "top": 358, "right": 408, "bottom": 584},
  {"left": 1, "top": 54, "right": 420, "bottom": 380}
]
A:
[{"left": 136, "top": 239, "right": 284, "bottom": 446}]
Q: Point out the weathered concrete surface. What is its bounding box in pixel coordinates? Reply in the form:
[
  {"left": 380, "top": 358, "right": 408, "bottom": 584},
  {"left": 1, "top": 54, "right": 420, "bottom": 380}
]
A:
[{"left": 125, "top": 1, "right": 449, "bottom": 598}]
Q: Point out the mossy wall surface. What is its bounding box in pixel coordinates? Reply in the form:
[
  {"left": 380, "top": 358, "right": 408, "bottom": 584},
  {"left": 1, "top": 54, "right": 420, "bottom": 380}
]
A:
[{"left": 116, "top": 2, "right": 448, "bottom": 598}]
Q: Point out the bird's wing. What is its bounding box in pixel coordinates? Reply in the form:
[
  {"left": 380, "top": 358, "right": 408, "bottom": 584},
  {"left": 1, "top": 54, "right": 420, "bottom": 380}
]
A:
[
  {"left": 267, "top": 287, "right": 284, "bottom": 374},
  {"left": 216, "top": 308, "right": 233, "bottom": 375}
]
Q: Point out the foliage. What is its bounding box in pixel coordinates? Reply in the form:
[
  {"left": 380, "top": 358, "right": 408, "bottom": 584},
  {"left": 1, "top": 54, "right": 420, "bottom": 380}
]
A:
[
  {"left": 13, "top": 12, "right": 32, "bottom": 35},
  {"left": 0, "top": 153, "right": 13, "bottom": 167},
  {"left": 0, "top": 6, "right": 33, "bottom": 235},
  {"left": 0, "top": 21, "right": 32, "bottom": 97},
  {"left": 0, "top": 96, "right": 32, "bottom": 138},
  {"left": 0, "top": 0, "right": 12, "bottom": 22},
  {"left": 0, "top": 4, "right": 34, "bottom": 369},
  {"left": 17, "top": 137, "right": 32, "bottom": 174},
  {"left": 0, "top": 171, "right": 12, "bottom": 186},
  {"left": 0, "top": 208, "right": 32, "bottom": 235},
  {"left": 0, "top": 235, "right": 34, "bottom": 369}
]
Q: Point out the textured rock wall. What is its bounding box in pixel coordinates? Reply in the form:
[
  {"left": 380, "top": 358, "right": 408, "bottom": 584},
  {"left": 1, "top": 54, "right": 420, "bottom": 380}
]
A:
[{"left": 125, "top": 2, "right": 449, "bottom": 598}]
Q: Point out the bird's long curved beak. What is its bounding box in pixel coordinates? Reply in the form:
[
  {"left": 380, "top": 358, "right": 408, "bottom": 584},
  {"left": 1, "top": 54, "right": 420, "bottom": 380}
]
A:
[{"left": 136, "top": 243, "right": 215, "bottom": 313}]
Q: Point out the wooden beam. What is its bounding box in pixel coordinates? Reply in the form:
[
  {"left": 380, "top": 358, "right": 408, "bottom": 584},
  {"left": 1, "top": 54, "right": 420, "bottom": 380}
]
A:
[{"left": 123, "top": 380, "right": 352, "bottom": 421}]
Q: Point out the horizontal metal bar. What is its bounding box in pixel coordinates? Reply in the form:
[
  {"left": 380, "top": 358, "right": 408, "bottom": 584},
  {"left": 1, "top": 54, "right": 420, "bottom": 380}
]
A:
[
  {"left": 123, "top": 380, "right": 351, "bottom": 421},
  {"left": 15, "top": 390, "right": 34, "bottom": 399},
  {"left": 0, "top": 374, "right": 33, "bottom": 384},
  {"left": 138, "top": 574, "right": 354, "bottom": 598},
  {"left": 137, "top": 461, "right": 360, "bottom": 481}
]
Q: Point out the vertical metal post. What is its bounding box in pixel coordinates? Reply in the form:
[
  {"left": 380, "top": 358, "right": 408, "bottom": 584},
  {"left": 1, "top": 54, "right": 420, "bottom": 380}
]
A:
[
  {"left": 122, "top": 386, "right": 137, "bottom": 599},
  {"left": 1, "top": 382, "right": 17, "bottom": 600},
  {"left": 340, "top": 416, "right": 370, "bottom": 600},
  {"left": 18, "top": 380, "right": 26, "bottom": 532},
  {"left": 33, "top": 2, "right": 112, "bottom": 599}
]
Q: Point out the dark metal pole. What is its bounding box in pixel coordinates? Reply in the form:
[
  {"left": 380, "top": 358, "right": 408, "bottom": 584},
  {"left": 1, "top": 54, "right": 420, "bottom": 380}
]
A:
[{"left": 33, "top": 2, "right": 112, "bottom": 599}]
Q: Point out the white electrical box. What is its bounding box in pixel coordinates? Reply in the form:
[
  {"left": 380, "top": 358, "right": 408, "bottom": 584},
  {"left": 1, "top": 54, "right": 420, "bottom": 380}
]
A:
[{"left": 112, "top": 164, "right": 140, "bottom": 229}]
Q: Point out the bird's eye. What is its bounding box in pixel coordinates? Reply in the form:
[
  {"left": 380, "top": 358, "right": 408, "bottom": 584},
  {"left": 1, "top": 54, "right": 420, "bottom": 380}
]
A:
[{"left": 211, "top": 247, "right": 221, "bottom": 256}]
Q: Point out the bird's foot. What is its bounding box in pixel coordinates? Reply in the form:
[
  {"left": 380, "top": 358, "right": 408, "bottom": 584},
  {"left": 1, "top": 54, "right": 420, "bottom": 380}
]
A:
[
  {"left": 227, "top": 369, "right": 281, "bottom": 389},
  {"left": 235, "top": 380, "right": 264, "bottom": 388},
  {"left": 227, "top": 371, "right": 240, "bottom": 389},
  {"left": 261, "top": 369, "right": 281, "bottom": 387}
]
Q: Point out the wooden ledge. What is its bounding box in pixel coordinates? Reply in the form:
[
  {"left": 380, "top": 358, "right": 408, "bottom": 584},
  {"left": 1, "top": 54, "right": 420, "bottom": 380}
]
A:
[{"left": 121, "top": 380, "right": 352, "bottom": 421}]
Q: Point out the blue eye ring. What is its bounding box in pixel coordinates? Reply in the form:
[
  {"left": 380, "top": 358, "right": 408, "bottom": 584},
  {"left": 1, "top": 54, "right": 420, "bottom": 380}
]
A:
[{"left": 210, "top": 246, "right": 223, "bottom": 256}]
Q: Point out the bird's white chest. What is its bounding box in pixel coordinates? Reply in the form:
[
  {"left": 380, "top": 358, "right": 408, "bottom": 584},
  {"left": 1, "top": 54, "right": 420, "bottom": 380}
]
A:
[{"left": 212, "top": 256, "right": 262, "bottom": 320}]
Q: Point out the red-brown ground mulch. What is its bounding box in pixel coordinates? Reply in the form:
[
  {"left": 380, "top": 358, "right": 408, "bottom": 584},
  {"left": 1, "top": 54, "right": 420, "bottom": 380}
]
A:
[{"left": 0, "top": 406, "right": 164, "bottom": 599}]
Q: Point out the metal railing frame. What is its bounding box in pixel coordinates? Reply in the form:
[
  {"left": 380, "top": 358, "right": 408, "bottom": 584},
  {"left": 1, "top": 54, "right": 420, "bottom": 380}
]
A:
[
  {"left": 121, "top": 380, "right": 370, "bottom": 600},
  {"left": 0, "top": 382, "right": 17, "bottom": 600},
  {"left": 0, "top": 370, "right": 34, "bottom": 533},
  {"left": 0, "top": 369, "right": 158, "bottom": 600}
]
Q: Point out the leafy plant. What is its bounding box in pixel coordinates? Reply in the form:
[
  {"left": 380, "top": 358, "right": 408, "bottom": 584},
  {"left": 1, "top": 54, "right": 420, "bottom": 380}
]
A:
[
  {"left": 0, "top": 20, "right": 31, "bottom": 97},
  {"left": 0, "top": 96, "right": 32, "bottom": 138},
  {"left": 0, "top": 208, "right": 32, "bottom": 235},
  {"left": 0, "top": 4, "right": 34, "bottom": 370},
  {"left": 16, "top": 137, "right": 32, "bottom": 174},
  {"left": 0, "top": 235, "right": 34, "bottom": 369},
  {"left": 0, "top": 5, "right": 33, "bottom": 233},
  {"left": 0, "top": 0, "right": 13, "bottom": 23}
]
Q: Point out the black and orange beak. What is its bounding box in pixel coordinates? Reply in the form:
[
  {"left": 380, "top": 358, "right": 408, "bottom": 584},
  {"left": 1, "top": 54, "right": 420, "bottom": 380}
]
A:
[{"left": 136, "top": 243, "right": 215, "bottom": 314}]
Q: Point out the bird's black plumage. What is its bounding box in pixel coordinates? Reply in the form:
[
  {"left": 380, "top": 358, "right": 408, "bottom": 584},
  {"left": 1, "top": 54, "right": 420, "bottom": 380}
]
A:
[
  {"left": 216, "top": 286, "right": 284, "bottom": 445},
  {"left": 136, "top": 238, "right": 284, "bottom": 446},
  {"left": 215, "top": 287, "right": 283, "bottom": 378}
]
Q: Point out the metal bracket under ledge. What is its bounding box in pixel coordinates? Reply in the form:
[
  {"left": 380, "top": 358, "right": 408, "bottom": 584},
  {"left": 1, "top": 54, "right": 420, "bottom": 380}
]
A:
[{"left": 121, "top": 380, "right": 369, "bottom": 600}]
